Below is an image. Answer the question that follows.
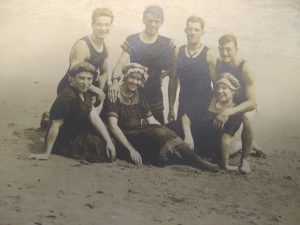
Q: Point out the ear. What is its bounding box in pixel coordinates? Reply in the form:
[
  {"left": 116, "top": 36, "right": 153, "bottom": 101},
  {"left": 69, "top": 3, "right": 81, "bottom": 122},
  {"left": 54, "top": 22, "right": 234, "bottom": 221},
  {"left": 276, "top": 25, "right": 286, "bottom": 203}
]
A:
[{"left": 69, "top": 76, "right": 75, "bottom": 86}]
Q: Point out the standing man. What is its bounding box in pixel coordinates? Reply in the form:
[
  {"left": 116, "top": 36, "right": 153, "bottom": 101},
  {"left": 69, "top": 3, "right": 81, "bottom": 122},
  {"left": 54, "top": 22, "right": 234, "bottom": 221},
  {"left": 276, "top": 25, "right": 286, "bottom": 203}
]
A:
[
  {"left": 215, "top": 34, "right": 257, "bottom": 174},
  {"left": 108, "top": 5, "right": 177, "bottom": 124},
  {"left": 57, "top": 8, "right": 114, "bottom": 102},
  {"left": 177, "top": 16, "right": 217, "bottom": 150}
]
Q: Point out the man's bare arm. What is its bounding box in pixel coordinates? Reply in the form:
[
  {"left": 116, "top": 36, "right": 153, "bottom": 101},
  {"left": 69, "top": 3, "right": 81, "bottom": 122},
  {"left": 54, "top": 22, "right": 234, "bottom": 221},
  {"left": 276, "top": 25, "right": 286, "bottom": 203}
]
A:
[
  {"left": 167, "top": 47, "right": 178, "bottom": 122},
  {"left": 109, "top": 50, "right": 130, "bottom": 102},
  {"left": 229, "top": 62, "right": 257, "bottom": 115},
  {"left": 181, "top": 113, "right": 194, "bottom": 149},
  {"left": 213, "top": 62, "right": 257, "bottom": 130},
  {"left": 207, "top": 50, "right": 218, "bottom": 83},
  {"left": 69, "top": 40, "right": 90, "bottom": 67}
]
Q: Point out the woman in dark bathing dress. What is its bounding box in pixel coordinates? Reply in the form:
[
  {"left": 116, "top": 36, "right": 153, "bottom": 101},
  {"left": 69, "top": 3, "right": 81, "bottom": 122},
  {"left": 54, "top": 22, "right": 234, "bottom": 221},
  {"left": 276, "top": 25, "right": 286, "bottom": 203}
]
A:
[
  {"left": 29, "top": 62, "right": 115, "bottom": 162},
  {"left": 106, "top": 63, "right": 219, "bottom": 172}
]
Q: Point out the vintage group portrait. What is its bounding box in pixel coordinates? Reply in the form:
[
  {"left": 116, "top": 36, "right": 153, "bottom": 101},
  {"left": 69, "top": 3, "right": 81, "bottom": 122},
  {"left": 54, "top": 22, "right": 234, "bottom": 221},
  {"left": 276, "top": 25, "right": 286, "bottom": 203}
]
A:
[{"left": 0, "top": 0, "right": 299, "bottom": 224}]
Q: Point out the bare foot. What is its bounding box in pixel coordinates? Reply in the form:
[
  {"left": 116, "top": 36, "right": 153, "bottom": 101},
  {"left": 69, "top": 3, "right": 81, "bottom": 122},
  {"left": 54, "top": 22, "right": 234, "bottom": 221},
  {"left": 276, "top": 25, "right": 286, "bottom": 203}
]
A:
[
  {"left": 28, "top": 153, "right": 50, "bottom": 160},
  {"left": 224, "top": 165, "right": 239, "bottom": 171},
  {"left": 239, "top": 159, "right": 252, "bottom": 174}
]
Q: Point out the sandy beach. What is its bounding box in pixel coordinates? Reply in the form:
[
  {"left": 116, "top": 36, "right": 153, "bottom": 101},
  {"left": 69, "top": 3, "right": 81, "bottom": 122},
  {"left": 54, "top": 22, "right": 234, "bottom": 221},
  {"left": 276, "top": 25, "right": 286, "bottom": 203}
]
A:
[{"left": 1, "top": 0, "right": 300, "bottom": 224}]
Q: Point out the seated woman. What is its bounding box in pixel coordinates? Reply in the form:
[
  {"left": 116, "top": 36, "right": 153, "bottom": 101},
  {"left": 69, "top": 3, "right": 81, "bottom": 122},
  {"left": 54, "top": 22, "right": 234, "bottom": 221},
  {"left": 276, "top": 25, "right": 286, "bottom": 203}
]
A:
[
  {"left": 106, "top": 63, "right": 219, "bottom": 172},
  {"left": 29, "top": 62, "right": 115, "bottom": 162},
  {"left": 182, "top": 73, "right": 243, "bottom": 171}
]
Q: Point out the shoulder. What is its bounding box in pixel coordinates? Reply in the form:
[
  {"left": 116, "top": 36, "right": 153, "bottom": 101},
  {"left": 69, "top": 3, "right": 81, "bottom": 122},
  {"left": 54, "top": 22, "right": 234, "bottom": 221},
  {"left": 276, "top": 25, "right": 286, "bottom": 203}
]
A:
[
  {"left": 56, "top": 87, "right": 78, "bottom": 104},
  {"left": 239, "top": 59, "right": 255, "bottom": 82},
  {"left": 158, "top": 35, "right": 175, "bottom": 48},
  {"left": 70, "top": 39, "right": 90, "bottom": 57},
  {"left": 206, "top": 48, "right": 216, "bottom": 63},
  {"left": 125, "top": 33, "right": 139, "bottom": 42},
  {"left": 239, "top": 59, "right": 250, "bottom": 75}
]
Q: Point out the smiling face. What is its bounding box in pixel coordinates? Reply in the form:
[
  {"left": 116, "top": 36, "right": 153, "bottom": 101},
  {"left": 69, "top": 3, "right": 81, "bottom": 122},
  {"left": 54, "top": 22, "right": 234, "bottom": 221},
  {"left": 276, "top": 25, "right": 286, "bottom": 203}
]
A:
[
  {"left": 71, "top": 71, "right": 93, "bottom": 93},
  {"left": 91, "top": 16, "right": 112, "bottom": 40},
  {"left": 216, "top": 83, "right": 235, "bottom": 103},
  {"left": 185, "top": 21, "right": 203, "bottom": 45},
  {"left": 143, "top": 13, "right": 162, "bottom": 36},
  {"left": 125, "top": 72, "right": 144, "bottom": 92},
  {"left": 218, "top": 41, "right": 237, "bottom": 63}
]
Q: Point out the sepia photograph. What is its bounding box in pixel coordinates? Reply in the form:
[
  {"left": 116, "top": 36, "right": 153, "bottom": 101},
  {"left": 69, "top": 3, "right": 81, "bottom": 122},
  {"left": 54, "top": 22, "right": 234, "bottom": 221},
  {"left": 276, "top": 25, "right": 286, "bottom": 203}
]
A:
[{"left": 0, "top": 0, "right": 299, "bottom": 224}]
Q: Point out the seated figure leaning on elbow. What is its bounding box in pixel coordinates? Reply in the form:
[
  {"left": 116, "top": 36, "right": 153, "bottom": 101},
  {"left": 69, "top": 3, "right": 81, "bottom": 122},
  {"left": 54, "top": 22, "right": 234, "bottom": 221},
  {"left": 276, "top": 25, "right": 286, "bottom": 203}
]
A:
[{"left": 29, "top": 62, "right": 116, "bottom": 163}]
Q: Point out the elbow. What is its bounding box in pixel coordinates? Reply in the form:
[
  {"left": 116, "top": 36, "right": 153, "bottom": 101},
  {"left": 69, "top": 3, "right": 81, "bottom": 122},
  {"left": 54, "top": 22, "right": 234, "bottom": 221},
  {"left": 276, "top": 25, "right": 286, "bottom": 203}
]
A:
[
  {"left": 108, "top": 122, "right": 117, "bottom": 135},
  {"left": 250, "top": 100, "right": 257, "bottom": 111}
]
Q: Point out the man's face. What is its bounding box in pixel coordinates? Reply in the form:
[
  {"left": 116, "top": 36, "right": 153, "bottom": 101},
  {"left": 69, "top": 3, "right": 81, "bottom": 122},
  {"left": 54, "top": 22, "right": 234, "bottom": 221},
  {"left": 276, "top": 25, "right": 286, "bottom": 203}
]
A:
[
  {"left": 71, "top": 72, "right": 93, "bottom": 93},
  {"left": 91, "top": 16, "right": 112, "bottom": 40},
  {"left": 185, "top": 22, "right": 203, "bottom": 45},
  {"left": 218, "top": 41, "right": 237, "bottom": 63},
  {"left": 216, "top": 83, "right": 234, "bottom": 103},
  {"left": 143, "top": 13, "right": 162, "bottom": 36}
]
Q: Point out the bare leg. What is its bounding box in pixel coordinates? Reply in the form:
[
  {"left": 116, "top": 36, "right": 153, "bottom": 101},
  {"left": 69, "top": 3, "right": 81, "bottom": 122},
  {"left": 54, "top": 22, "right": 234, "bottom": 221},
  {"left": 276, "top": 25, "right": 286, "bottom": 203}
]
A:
[
  {"left": 240, "top": 114, "right": 253, "bottom": 174},
  {"left": 221, "top": 134, "right": 239, "bottom": 171}
]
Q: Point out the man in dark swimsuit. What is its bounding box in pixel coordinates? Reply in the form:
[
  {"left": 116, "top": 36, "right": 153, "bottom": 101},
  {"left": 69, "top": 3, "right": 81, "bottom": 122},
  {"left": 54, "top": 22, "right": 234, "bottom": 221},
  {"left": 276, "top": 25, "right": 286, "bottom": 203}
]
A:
[
  {"left": 108, "top": 5, "right": 177, "bottom": 124},
  {"left": 57, "top": 8, "right": 114, "bottom": 102},
  {"left": 177, "top": 16, "right": 217, "bottom": 148},
  {"left": 216, "top": 34, "right": 257, "bottom": 174}
]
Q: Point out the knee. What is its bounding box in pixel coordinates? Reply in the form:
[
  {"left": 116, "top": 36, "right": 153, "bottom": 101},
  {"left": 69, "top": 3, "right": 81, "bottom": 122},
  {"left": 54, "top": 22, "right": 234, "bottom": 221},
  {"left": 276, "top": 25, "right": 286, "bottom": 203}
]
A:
[
  {"left": 153, "top": 127, "right": 171, "bottom": 137},
  {"left": 221, "top": 134, "right": 232, "bottom": 148},
  {"left": 242, "top": 115, "right": 253, "bottom": 130}
]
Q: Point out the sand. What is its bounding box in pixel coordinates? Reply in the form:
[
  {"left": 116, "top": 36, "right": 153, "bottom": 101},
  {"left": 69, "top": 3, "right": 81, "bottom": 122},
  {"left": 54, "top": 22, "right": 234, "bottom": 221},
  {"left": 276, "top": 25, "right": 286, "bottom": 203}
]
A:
[{"left": 1, "top": 0, "right": 300, "bottom": 224}]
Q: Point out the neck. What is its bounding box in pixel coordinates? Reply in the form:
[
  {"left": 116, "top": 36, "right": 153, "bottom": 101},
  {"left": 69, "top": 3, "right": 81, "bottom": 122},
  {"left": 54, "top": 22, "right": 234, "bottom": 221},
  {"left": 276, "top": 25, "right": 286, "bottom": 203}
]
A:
[
  {"left": 90, "top": 34, "right": 104, "bottom": 47},
  {"left": 216, "top": 99, "right": 233, "bottom": 109},
  {"left": 224, "top": 57, "right": 240, "bottom": 67},
  {"left": 187, "top": 41, "right": 202, "bottom": 51},
  {"left": 140, "top": 31, "right": 158, "bottom": 43},
  {"left": 78, "top": 92, "right": 84, "bottom": 101},
  {"left": 121, "top": 84, "right": 134, "bottom": 97}
]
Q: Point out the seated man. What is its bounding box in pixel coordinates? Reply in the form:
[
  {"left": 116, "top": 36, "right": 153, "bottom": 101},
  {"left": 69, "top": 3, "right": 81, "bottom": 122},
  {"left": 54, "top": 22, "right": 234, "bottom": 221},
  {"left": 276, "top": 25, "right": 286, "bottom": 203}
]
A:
[
  {"left": 29, "top": 62, "right": 115, "bottom": 163},
  {"left": 182, "top": 73, "right": 243, "bottom": 171},
  {"left": 106, "top": 63, "right": 219, "bottom": 172},
  {"left": 216, "top": 34, "right": 258, "bottom": 173}
]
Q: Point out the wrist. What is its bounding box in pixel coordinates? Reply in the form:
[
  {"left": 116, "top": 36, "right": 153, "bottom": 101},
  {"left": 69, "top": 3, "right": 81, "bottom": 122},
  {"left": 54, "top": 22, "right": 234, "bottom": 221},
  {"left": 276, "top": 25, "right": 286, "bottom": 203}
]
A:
[{"left": 111, "top": 77, "right": 120, "bottom": 84}]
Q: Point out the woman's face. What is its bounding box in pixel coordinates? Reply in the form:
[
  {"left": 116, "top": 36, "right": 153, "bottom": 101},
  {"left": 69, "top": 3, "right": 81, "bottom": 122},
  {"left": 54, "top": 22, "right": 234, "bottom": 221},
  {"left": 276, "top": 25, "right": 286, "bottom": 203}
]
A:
[
  {"left": 216, "top": 83, "right": 234, "bottom": 103},
  {"left": 125, "top": 72, "right": 143, "bottom": 92},
  {"left": 71, "top": 71, "right": 93, "bottom": 93}
]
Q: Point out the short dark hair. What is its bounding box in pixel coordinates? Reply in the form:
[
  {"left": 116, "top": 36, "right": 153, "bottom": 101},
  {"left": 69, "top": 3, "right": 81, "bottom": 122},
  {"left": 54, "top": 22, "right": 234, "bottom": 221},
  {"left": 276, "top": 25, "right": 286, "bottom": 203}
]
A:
[
  {"left": 186, "top": 16, "right": 205, "bottom": 29},
  {"left": 143, "top": 5, "right": 164, "bottom": 23},
  {"left": 69, "top": 62, "right": 97, "bottom": 78},
  {"left": 92, "top": 8, "right": 114, "bottom": 24},
  {"left": 218, "top": 34, "right": 238, "bottom": 49}
]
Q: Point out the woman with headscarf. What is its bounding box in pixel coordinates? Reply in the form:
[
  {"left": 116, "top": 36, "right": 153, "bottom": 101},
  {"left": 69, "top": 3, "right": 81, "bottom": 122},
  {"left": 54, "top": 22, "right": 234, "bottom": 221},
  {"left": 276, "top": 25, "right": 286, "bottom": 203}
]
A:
[
  {"left": 182, "top": 73, "right": 243, "bottom": 171},
  {"left": 29, "top": 62, "right": 115, "bottom": 163},
  {"left": 106, "top": 63, "right": 219, "bottom": 172}
]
